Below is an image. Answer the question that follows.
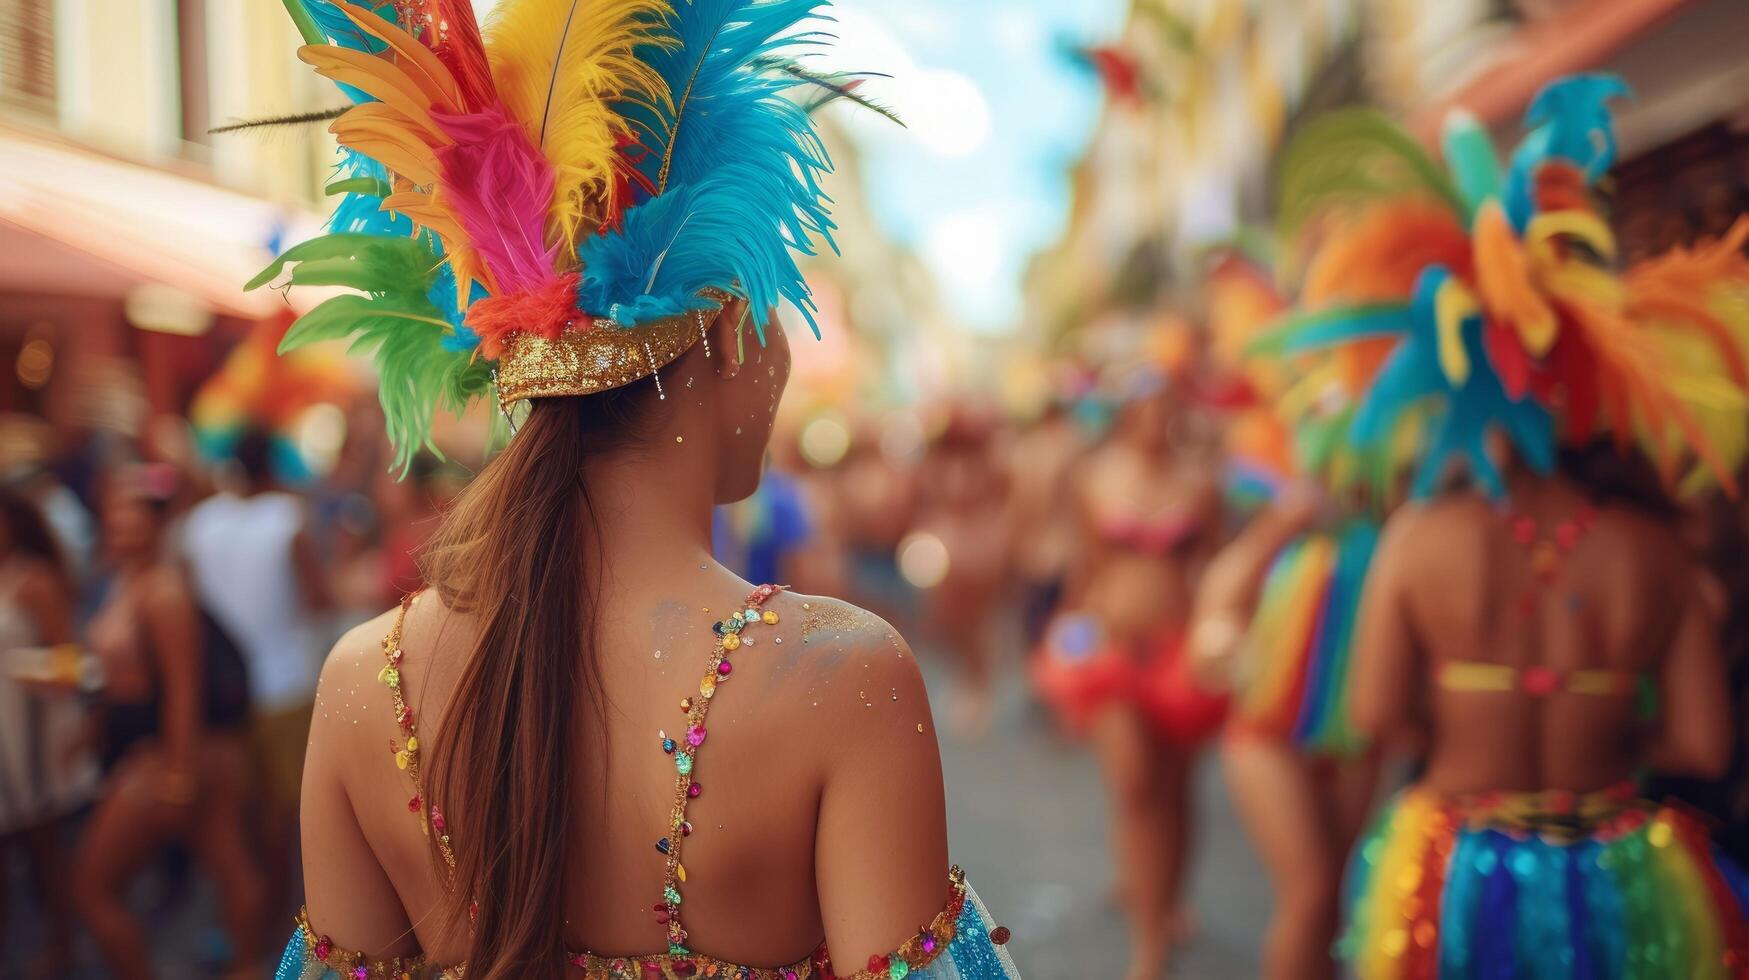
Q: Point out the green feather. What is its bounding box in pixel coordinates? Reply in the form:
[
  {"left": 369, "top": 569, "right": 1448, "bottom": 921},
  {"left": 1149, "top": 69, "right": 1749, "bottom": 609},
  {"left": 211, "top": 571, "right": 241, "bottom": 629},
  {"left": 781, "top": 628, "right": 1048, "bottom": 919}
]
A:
[
  {"left": 280, "top": 295, "right": 450, "bottom": 351},
  {"left": 324, "top": 175, "right": 393, "bottom": 198},
  {"left": 751, "top": 57, "right": 906, "bottom": 128},
  {"left": 1244, "top": 303, "right": 1412, "bottom": 357},
  {"left": 1274, "top": 109, "right": 1463, "bottom": 251},
  {"left": 248, "top": 234, "right": 435, "bottom": 293},
  {"left": 249, "top": 233, "right": 487, "bottom": 473},
  {"left": 280, "top": 0, "right": 324, "bottom": 46}
]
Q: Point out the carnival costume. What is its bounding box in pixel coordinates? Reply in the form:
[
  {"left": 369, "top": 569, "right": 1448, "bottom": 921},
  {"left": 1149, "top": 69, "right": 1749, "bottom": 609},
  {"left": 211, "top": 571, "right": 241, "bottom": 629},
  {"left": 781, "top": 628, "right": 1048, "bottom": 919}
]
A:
[
  {"left": 1227, "top": 520, "right": 1377, "bottom": 756},
  {"left": 1258, "top": 73, "right": 1749, "bottom": 978},
  {"left": 1029, "top": 372, "right": 1229, "bottom": 745},
  {"left": 1199, "top": 250, "right": 1384, "bottom": 758},
  {"left": 251, "top": 1, "right": 1017, "bottom": 977},
  {"left": 1032, "top": 611, "right": 1227, "bottom": 745}
]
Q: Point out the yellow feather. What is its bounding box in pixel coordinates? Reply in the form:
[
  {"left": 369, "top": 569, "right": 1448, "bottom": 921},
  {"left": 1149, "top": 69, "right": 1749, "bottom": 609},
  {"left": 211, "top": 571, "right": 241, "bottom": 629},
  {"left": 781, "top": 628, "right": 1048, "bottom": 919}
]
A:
[
  {"left": 1525, "top": 209, "right": 1617, "bottom": 263},
  {"left": 1434, "top": 276, "right": 1479, "bottom": 386},
  {"left": 331, "top": 105, "right": 444, "bottom": 184},
  {"left": 302, "top": 46, "right": 450, "bottom": 143},
  {"left": 331, "top": 1, "right": 464, "bottom": 109},
  {"left": 380, "top": 194, "right": 466, "bottom": 241},
  {"left": 483, "top": 0, "right": 675, "bottom": 251}
]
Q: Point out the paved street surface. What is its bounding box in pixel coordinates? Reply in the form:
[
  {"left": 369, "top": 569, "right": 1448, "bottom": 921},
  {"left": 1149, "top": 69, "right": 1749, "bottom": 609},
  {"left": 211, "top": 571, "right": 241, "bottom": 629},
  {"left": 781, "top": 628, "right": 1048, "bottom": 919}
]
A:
[
  {"left": 3, "top": 664, "right": 1269, "bottom": 979},
  {"left": 930, "top": 663, "right": 1270, "bottom": 980}
]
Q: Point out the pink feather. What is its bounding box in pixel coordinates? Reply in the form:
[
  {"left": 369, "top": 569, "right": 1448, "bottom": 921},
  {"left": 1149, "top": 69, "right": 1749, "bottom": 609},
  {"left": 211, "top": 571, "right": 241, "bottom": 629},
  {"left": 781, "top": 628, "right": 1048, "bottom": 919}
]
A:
[{"left": 433, "top": 106, "right": 560, "bottom": 294}]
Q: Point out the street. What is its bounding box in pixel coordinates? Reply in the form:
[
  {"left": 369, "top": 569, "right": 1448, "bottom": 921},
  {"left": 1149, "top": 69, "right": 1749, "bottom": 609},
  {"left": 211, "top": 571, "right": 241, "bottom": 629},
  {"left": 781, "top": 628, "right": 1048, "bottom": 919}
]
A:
[
  {"left": 933, "top": 664, "right": 1269, "bottom": 980},
  {"left": 3, "top": 662, "right": 1269, "bottom": 980}
]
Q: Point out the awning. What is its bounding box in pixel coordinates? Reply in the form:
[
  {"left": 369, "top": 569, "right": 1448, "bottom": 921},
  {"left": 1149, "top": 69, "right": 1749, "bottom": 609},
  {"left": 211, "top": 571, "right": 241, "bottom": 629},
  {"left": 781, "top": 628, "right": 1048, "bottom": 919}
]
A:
[
  {"left": 1409, "top": 0, "right": 1694, "bottom": 142},
  {"left": 0, "top": 123, "right": 326, "bottom": 319}
]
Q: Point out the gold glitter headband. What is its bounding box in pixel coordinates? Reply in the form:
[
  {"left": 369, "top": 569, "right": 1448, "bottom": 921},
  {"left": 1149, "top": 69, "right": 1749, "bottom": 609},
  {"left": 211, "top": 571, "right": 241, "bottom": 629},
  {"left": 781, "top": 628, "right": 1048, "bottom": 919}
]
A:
[{"left": 496, "top": 302, "right": 723, "bottom": 404}]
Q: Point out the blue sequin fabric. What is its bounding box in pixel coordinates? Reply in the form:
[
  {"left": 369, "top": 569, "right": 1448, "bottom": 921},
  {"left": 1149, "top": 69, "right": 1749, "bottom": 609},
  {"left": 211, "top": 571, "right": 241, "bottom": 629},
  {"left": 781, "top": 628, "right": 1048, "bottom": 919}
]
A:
[
  {"left": 905, "top": 882, "right": 1022, "bottom": 980},
  {"left": 1342, "top": 786, "right": 1749, "bottom": 979},
  {"left": 274, "top": 874, "right": 1021, "bottom": 980}
]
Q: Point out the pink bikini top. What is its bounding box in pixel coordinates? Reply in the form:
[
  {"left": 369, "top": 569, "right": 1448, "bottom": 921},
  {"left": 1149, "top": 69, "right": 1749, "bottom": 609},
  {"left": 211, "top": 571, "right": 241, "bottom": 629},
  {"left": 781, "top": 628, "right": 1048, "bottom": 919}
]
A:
[{"left": 1095, "top": 509, "right": 1200, "bottom": 556}]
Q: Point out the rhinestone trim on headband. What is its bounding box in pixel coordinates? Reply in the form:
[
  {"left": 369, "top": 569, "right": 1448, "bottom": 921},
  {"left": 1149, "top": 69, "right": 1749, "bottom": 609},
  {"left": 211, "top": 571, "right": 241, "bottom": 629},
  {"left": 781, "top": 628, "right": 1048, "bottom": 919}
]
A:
[{"left": 496, "top": 303, "right": 723, "bottom": 405}]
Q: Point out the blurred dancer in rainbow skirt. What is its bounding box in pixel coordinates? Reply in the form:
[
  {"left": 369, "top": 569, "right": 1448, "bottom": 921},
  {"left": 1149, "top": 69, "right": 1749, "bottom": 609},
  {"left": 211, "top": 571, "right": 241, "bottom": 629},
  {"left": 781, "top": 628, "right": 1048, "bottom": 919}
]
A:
[
  {"left": 1190, "top": 248, "right": 1390, "bottom": 980},
  {"left": 1253, "top": 74, "right": 1749, "bottom": 978}
]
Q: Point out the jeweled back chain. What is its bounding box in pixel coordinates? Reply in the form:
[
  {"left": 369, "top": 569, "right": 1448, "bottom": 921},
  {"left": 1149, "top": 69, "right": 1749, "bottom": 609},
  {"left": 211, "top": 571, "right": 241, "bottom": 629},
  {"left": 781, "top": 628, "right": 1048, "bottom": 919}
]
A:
[{"left": 654, "top": 585, "right": 785, "bottom": 954}]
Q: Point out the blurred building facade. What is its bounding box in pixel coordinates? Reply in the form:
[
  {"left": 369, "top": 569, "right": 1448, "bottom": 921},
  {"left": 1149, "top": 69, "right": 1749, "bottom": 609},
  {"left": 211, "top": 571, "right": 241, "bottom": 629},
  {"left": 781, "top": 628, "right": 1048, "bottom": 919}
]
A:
[
  {"left": 1026, "top": 0, "right": 1749, "bottom": 349},
  {"left": 0, "top": 0, "right": 330, "bottom": 437}
]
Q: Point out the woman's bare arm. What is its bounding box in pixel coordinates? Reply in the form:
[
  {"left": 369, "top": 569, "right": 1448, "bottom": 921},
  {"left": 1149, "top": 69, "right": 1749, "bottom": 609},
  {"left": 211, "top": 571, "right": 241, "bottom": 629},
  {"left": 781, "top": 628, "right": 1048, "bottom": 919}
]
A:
[
  {"left": 299, "top": 616, "right": 419, "bottom": 955},
  {"left": 1349, "top": 507, "right": 1426, "bottom": 744},
  {"left": 140, "top": 568, "right": 203, "bottom": 785},
  {"left": 812, "top": 611, "right": 950, "bottom": 967},
  {"left": 1645, "top": 584, "right": 1731, "bottom": 779},
  {"left": 15, "top": 561, "right": 74, "bottom": 645}
]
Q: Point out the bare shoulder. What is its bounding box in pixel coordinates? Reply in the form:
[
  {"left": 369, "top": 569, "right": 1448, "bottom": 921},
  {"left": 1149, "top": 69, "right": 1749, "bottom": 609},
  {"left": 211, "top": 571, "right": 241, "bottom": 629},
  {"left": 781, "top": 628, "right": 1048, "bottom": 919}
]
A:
[
  {"left": 306, "top": 608, "right": 403, "bottom": 776},
  {"left": 137, "top": 564, "right": 194, "bottom": 607},
  {"left": 759, "top": 591, "right": 936, "bottom": 749},
  {"left": 12, "top": 557, "right": 66, "bottom": 602},
  {"left": 1592, "top": 502, "right": 1683, "bottom": 551},
  {"left": 1390, "top": 493, "right": 1507, "bottom": 549},
  {"left": 1591, "top": 503, "right": 1696, "bottom": 589}
]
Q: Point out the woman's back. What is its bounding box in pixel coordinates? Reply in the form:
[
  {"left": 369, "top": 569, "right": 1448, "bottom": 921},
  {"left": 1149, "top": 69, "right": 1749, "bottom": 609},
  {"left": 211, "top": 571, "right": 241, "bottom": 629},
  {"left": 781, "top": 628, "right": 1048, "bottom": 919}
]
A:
[
  {"left": 300, "top": 572, "right": 949, "bottom": 970},
  {"left": 1353, "top": 477, "right": 1728, "bottom": 795}
]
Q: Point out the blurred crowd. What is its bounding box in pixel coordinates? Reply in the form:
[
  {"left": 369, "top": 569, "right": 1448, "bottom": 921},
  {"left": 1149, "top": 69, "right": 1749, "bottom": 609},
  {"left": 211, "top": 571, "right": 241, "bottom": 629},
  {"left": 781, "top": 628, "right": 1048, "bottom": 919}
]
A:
[
  {"left": 4, "top": 327, "right": 1749, "bottom": 977},
  {"left": 0, "top": 403, "right": 463, "bottom": 978}
]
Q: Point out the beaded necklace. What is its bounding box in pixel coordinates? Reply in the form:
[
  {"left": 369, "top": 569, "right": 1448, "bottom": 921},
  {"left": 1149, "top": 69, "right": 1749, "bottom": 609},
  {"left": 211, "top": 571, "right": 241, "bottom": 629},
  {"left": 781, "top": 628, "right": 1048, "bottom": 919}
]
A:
[
  {"left": 300, "top": 587, "right": 980, "bottom": 980},
  {"left": 378, "top": 587, "right": 807, "bottom": 974},
  {"left": 1501, "top": 503, "right": 1597, "bottom": 621},
  {"left": 652, "top": 583, "right": 785, "bottom": 954}
]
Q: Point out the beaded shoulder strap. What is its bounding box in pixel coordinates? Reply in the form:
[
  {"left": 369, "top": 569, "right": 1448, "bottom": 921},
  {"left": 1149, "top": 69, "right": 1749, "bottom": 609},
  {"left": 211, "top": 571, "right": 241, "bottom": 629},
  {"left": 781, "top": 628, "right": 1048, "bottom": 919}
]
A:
[
  {"left": 380, "top": 592, "right": 456, "bottom": 873},
  {"left": 653, "top": 584, "right": 785, "bottom": 955}
]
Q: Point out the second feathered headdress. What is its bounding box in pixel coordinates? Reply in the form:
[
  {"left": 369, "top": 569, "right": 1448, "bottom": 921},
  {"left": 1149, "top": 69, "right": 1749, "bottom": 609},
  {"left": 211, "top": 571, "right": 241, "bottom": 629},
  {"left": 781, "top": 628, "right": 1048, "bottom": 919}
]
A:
[{"left": 1254, "top": 75, "right": 1749, "bottom": 499}]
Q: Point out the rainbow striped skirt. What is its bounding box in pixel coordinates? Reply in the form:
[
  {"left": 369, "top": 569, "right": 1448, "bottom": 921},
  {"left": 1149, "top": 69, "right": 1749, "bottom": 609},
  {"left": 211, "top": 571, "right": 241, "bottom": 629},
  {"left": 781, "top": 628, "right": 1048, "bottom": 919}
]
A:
[
  {"left": 1342, "top": 783, "right": 1749, "bottom": 979},
  {"left": 1231, "top": 521, "right": 1378, "bottom": 757}
]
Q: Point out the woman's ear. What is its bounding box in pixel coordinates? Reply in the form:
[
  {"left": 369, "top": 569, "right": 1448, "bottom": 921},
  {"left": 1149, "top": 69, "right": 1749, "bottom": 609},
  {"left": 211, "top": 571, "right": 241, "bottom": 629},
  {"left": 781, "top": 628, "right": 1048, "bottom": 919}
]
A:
[{"left": 711, "top": 298, "right": 750, "bottom": 380}]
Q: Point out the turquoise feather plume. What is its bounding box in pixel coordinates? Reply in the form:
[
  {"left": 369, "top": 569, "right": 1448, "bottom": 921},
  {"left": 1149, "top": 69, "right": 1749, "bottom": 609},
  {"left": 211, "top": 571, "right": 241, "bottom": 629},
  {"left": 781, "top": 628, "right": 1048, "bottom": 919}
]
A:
[
  {"left": 1440, "top": 110, "right": 1502, "bottom": 225},
  {"left": 1503, "top": 74, "right": 1629, "bottom": 229},
  {"left": 593, "top": 0, "right": 837, "bottom": 338},
  {"left": 296, "top": 0, "right": 391, "bottom": 55}
]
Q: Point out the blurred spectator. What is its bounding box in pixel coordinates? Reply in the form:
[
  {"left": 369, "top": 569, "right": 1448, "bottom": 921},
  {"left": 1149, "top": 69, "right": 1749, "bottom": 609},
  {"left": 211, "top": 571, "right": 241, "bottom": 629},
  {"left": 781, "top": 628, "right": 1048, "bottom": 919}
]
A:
[
  {"left": 375, "top": 453, "right": 450, "bottom": 600},
  {"left": 0, "top": 487, "right": 92, "bottom": 977},
  {"left": 1005, "top": 400, "right": 1087, "bottom": 640},
  {"left": 834, "top": 421, "right": 921, "bottom": 630},
  {"left": 714, "top": 466, "right": 816, "bottom": 587},
  {"left": 73, "top": 466, "right": 262, "bottom": 980},
  {"left": 179, "top": 428, "right": 330, "bottom": 906},
  {"left": 911, "top": 408, "right": 1014, "bottom": 735}
]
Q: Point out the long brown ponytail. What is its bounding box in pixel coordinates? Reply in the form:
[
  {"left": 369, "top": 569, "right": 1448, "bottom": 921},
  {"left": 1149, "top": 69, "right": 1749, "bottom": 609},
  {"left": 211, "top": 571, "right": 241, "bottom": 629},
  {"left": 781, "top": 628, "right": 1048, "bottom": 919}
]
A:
[{"left": 419, "top": 386, "right": 656, "bottom": 979}]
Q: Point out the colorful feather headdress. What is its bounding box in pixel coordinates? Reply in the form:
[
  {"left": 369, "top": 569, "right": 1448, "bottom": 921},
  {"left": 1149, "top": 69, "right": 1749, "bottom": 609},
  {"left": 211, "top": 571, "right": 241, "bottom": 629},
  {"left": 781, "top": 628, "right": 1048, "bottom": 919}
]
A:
[
  {"left": 249, "top": 0, "right": 874, "bottom": 470},
  {"left": 1255, "top": 74, "right": 1749, "bottom": 499}
]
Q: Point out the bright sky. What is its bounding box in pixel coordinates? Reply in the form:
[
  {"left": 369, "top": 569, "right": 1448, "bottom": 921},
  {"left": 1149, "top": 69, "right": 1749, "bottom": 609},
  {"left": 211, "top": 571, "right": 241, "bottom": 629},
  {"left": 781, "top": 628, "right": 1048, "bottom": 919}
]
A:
[
  {"left": 467, "top": 0, "right": 1126, "bottom": 331},
  {"left": 818, "top": 0, "right": 1127, "bottom": 332}
]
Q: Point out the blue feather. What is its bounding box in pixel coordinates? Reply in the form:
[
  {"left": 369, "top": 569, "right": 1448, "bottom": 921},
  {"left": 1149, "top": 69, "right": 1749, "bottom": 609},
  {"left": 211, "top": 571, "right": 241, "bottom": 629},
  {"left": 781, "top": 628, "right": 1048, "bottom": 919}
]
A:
[
  {"left": 1504, "top": 74, "right": 1629, "bottom": 230},
  {"left": 431, "top": 264, "right": 489, "bottom": 353},
  {"left": 328, "top": 152, "right": 413, "bottom": 238},
  {"left": 299, "top": 1, "right": 403, "bottom": 103},
  {"left": 580, "top": 161, "right": 820, "bottom": 335},
  {"left": 593, "top": 0, "right": 838, "bottom": 339},
  {"left": 1344, "top": 267, "right": 1554, "bottom": 498},
  {"left": 299, "top": 0, "right": 392, "bottom": 54}
]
